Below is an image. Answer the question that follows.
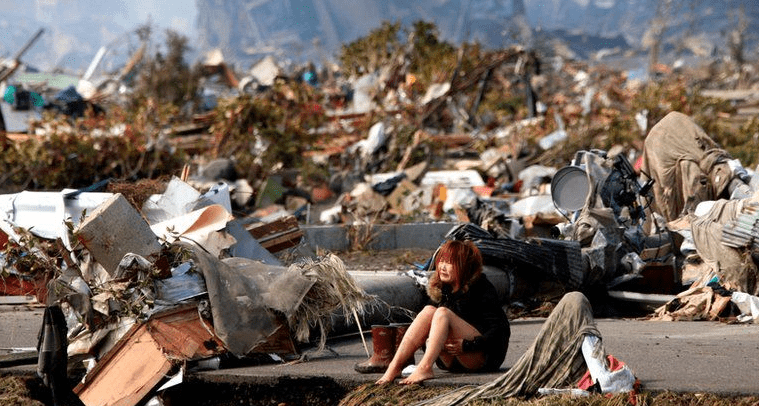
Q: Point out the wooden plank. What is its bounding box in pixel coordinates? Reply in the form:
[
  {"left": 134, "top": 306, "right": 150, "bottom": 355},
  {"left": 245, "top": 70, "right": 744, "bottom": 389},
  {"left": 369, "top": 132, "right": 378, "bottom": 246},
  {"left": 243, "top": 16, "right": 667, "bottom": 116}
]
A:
[
  {"left": 75, "top": 326, "right": 173, "bottom": 406},
  {"left": 257, "top": 231, "right": 304, "bottom": 252},
  {"left": 701, "top": 89, "right": 759, "bottom": 101},
  {"left": 246, "top": 215, "right": 303, "bottom": 252},
  {"left": 709, "top": 294, "right": 732, "bottom": 321},
  {"left": 74, "top": 304, "right": 227, "bottom": 406},
  {"left": 145, "top": 305, "right": 225, "bottom": 359},
  {"left": 247, "top": 215, "right": 300, "bottom": 239}
]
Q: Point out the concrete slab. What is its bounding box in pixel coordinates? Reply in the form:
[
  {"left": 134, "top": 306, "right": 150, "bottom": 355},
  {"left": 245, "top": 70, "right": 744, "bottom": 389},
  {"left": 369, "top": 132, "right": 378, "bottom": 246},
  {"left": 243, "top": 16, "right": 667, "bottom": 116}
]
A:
[
  {"left": 187, "top": 317, "right": 759, "bottom": 395},
  {"left": 301, "top": 222, "right": 456, "bottom": 251}
]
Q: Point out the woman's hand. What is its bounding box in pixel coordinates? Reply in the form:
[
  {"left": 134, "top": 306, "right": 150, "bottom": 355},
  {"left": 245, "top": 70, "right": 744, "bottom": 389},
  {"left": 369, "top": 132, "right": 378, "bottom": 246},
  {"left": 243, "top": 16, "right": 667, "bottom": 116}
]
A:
[{"left": 443, "top": 338, "right": 464, "bottom": 355}]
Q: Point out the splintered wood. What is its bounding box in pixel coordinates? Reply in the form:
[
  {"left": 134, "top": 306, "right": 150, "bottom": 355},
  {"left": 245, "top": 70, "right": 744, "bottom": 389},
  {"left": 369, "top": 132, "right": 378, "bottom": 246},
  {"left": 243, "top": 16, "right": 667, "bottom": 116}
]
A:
[{"left": 246, "top": 215, "right": 303, "bottom": 253}]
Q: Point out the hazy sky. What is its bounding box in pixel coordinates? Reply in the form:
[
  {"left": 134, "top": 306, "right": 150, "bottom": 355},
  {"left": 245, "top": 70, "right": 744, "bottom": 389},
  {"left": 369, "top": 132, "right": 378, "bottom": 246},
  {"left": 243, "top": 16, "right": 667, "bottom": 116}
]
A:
[
  {"left": 0, "top": 0, "right": 200, "bottom": 71},
  {"left": 130, "top": 0, "right": 198, "bottom": 37},
  {"left": 0, "top": 0, "right": 197, "bottom": 38}
]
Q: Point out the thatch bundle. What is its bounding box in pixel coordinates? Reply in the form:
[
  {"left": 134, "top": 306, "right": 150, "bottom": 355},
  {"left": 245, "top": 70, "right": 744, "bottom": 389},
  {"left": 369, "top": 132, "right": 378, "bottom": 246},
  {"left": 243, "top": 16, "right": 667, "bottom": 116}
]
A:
[{"left": 286, "top": 253, "right": 375, "bottom": 352}]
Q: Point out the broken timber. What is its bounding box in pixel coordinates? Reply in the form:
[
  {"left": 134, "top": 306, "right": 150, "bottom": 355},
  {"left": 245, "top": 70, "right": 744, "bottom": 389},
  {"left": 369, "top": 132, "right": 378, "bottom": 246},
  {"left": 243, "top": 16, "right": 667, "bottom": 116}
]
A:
[
  {"left": 73, "top": 304, "right": 226, "bottom": 406},
  {"left": 246, "top": 215, "right": 303, "bottom": 253}
]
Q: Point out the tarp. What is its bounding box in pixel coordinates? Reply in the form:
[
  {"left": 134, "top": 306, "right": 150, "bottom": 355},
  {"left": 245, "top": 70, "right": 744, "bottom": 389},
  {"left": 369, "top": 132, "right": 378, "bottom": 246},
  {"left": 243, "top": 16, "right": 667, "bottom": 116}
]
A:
[
  {"left": 641, "top": 111, "right": 733, "bottom": 222},
  {"left": 188, "top": 242, "right": 282, "bottom": 356},
  {"left": 691, "top": 199, "right": 759, "bottom": 295}
]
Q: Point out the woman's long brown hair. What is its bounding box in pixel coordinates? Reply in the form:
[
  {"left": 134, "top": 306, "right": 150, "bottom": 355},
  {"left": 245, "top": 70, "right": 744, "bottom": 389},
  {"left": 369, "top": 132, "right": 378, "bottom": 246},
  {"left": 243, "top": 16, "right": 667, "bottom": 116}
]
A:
[{"left": 428, "top": 239, "right": 483, "bottom": 297}]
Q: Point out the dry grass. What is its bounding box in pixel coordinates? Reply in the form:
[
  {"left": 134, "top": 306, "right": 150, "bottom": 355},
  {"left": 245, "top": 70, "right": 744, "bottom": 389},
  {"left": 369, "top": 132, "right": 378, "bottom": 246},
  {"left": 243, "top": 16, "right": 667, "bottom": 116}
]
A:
[
  {"left": 338, "top": 383, "right": 759, "bottom": 406},
  {"left": 286, "top": 253, "right": 376, "bottom": 353},
  {"left": 0, "top": 376, "right": 46, "bottom": 406},
  {"left": 4, "top": 373, "right": 759, "bottom": 405},
  {"left": 106, "top": 177, "right": 169, "bottom": 213}
]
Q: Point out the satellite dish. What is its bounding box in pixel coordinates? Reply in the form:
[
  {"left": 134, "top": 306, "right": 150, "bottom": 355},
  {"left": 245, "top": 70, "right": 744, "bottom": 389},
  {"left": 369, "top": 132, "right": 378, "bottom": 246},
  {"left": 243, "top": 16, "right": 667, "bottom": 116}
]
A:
[{"left": 551, "top": 166, "right": 590, "bottom": 212}]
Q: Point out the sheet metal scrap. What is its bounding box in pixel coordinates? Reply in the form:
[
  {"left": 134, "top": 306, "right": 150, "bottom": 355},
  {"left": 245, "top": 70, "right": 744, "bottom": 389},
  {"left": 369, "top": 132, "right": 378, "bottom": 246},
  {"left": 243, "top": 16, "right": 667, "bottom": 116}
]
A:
[{"left": 722, "top": 203, "right": 759, "bottom": 249}]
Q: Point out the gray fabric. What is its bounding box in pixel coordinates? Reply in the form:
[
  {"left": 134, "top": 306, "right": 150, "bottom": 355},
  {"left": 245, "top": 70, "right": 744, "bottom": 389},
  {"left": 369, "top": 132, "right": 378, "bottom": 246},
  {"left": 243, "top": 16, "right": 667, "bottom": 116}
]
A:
[
  {"left": 415, "top": 291, "right": 600, "bottom": 405},
  {"left": 641, "top": 111, "right": 733, "bottom": 222},
  {"left": 691, "top": 199, "right": 759, "bottom": 295}
]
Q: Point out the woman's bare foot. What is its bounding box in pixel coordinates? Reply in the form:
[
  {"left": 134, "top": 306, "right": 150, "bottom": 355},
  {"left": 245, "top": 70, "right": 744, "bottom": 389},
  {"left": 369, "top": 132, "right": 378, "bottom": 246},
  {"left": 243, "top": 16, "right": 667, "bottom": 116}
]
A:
[
  {"left": 399, "top": 367, "right": 434, "bottom": 384},
  {"left": 376, "top": 369, "right": 399, "bottom": 385}
]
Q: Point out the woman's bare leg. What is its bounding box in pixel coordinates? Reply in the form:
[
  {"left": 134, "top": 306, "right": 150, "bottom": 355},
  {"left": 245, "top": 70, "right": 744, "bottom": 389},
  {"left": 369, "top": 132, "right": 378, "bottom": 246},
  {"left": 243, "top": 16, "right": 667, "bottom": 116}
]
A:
[
  {"left": 400, "top": 307, "right": 483, "bottom": 384},
  {"left": 376, "top": 306, "right": 436, "bottom": 384}
]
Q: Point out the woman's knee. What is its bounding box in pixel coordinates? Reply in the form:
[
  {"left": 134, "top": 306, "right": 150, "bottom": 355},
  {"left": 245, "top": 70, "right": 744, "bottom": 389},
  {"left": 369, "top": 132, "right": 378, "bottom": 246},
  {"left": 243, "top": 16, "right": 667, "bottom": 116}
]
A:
[
  {"left": 420, "top": 305, "right": 438, "bottom": 314},
  {"left": 432, "top": 306, "right": 454, "bottom": 322},
  {"left": 415, "top": 305, "right": 437, "bottom": 322}
]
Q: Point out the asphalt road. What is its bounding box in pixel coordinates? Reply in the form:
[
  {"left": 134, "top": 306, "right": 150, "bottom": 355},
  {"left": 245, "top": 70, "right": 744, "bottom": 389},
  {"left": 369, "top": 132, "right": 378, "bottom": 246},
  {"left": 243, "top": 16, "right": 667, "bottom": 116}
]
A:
[{"left": 3, "top": 304, "right": 757, "bottom": 396}]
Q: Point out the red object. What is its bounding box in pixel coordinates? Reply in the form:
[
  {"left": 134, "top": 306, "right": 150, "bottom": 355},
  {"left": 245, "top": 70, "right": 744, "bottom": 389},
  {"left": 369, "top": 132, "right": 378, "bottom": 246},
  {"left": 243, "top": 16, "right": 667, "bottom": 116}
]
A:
[
  {"left": 576, "top": 354, "right": 627, "bottom": 390},
  {"left": 0, "top": 228, "right": 8, "bottom": 249},
  {"left": 0, "top": 273, "right": 49, "bottom": 303},
  {"left": 634, "top": 155, "right": 643, "bottom": 173},
  {"left": 472, "top": 186, "right": 494, "bottom": 198},
  {"left": 311, "top": 185, "right": 334, "bottom": 203},
  {"left": 512, "top": 179, "right": 523, "bottom": 193}
]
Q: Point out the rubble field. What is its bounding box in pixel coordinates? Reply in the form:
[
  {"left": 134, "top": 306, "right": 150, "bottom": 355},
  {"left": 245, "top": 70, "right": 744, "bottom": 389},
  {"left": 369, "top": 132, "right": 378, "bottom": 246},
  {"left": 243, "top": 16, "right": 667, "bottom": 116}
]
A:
[{"left": 5, "top": 17, "right": 759, "bottom": 406}]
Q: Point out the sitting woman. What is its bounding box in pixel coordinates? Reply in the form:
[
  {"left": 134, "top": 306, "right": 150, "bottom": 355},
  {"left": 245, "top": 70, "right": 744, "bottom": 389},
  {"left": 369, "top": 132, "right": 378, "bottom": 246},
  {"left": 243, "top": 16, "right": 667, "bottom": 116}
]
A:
[{"left": 377, "top": 239, "right": 510, "bottom": 384}]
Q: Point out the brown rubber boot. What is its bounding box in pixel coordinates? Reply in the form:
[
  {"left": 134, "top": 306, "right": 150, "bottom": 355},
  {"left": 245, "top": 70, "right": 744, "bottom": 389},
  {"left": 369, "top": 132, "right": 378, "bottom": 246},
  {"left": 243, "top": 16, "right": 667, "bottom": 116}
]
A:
[
  {"left": 391, "top": 322, "right": 415, "bottom": 368},
  {"left": 354, "top": 325, "right": 395, "bottom": 373}
]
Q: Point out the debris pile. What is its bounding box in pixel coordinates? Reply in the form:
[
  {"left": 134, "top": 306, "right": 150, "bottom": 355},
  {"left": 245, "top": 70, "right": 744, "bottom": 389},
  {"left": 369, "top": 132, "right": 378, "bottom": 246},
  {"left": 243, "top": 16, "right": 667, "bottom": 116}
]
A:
[{"left": 1, "top": 177, "right": 377, "bottom": 406}]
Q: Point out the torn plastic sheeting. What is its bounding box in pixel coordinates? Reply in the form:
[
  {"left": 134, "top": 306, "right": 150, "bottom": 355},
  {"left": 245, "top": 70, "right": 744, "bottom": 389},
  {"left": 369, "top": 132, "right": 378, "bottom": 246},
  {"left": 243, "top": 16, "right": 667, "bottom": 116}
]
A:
[
  {"left": 226, "top": 219, "right": 282, "bottom": 266},
  {"left": 67, "top": 315, "right": 136, "bottom": 360},
  {"left": 248, "top": 259, "right": 316, "bottom": 316},
  {"left": 150, "top": 204, "right": 235, "bottom": 256},
  {"left": 731, "top": 291, "right": 759, "bottom": 323},
  {"left": 188, "top": 243, "right": 281, "bottom": 356},
  {"left": 142, "top": 176, "right": 202, "bottom": 225},
  {"left": 0, "top": 190, "right": 112, "bottom": 245},
  {"left": 113, "top": 253, "right": 153, "bottom": 280},
  {"left": 195, "top": 182, "right": 233, "bottom": 214}
]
